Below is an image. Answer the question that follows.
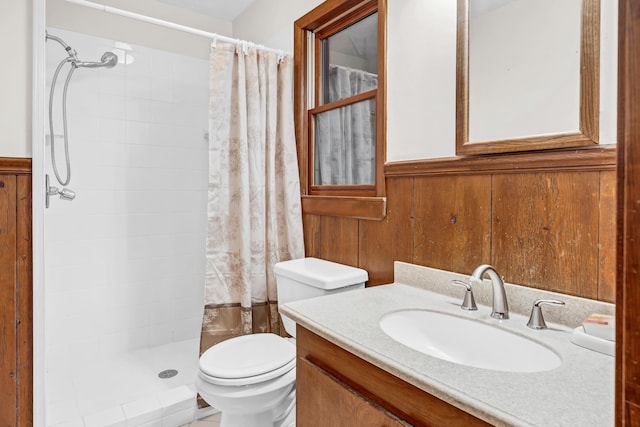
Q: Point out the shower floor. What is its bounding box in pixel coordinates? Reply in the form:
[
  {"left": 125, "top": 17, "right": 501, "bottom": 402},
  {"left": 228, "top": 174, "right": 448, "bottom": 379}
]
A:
[{"left": 46, "top": 338, "right": 213, "bottom": 427}]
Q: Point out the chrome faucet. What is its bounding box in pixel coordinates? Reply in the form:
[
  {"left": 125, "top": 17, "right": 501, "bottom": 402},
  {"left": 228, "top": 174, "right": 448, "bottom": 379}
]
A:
[{"left": 470, "top": 264, "right": 509, "bottom": 319}]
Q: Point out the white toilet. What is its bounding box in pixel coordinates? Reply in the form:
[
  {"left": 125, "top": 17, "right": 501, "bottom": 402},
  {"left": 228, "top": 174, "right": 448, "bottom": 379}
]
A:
[{"left": 195, "top": 257, "right": 368, "bottom": 427}]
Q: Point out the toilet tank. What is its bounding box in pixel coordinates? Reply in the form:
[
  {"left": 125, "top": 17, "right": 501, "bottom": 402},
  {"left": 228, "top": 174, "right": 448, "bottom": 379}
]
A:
[{"left": 274, "top": 257, "right": 368, "bottom": 337}]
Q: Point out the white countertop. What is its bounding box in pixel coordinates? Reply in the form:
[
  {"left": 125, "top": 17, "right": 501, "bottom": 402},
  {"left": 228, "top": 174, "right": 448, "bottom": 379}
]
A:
[{"left": 280, "top": 263, "right": 615, "bottom": 427}]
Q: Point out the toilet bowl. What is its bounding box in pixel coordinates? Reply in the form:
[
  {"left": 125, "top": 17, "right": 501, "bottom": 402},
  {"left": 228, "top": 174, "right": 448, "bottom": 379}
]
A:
[
  {"left": 196, "top": 334, "right": 297, "bottom": 427},
  {"left": 196, "top": 257, "right": 368, "bottom": 427}
]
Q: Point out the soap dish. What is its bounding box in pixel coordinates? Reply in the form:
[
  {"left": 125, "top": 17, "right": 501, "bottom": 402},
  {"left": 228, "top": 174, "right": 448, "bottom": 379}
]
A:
[{"left": 570, "top": 327, "right": 615, "bottom": 357}]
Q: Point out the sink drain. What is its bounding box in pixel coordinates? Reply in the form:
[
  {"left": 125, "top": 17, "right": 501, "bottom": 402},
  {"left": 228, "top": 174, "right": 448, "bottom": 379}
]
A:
[{"left": 158, "top": 369, "right": 178, "bottom": 379}]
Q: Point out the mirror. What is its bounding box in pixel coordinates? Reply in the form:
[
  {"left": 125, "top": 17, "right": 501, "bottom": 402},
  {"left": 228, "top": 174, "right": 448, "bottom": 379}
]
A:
[{"left": 456, "top": 0, "right": 600, "bottom": 155}]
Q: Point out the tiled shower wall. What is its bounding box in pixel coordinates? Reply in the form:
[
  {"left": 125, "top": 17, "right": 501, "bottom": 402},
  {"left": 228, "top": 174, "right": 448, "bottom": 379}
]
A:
[{"left": 44, "top": 28, "right": 208, "bottom": 369}]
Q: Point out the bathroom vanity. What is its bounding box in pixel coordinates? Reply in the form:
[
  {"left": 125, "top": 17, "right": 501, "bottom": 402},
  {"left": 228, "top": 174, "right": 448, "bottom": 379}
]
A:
[
  {"left": 280, "top": 262, "right": 615, "bottom": 426},
  {"left": 296, "top": 326, "right": 489, "bottom": 426}
]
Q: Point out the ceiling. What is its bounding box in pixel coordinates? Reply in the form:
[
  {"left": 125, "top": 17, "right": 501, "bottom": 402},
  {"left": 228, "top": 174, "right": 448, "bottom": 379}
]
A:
[{"left": 156, "top": 0, "right": 258, "bottom": 21}]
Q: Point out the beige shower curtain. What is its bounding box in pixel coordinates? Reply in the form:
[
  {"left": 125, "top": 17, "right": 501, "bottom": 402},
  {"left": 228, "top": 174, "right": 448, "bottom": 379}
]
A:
[{"left": 200, "top": 40, "right": 304, "bottom": 354}]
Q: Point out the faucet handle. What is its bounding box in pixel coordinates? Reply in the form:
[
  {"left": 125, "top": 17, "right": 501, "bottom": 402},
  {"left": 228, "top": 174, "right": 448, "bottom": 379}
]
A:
[
  {"left": 527, "top": 299, "right": 565, "bottom": 329},
  {"left": 451, "top": 280, "right": 478, "bottom": 311}
]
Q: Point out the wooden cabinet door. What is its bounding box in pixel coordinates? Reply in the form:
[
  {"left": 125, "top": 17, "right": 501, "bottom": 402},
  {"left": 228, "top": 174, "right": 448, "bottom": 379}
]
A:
[{"left": 297, "top": 357, "right": 410, "bottom": 427}]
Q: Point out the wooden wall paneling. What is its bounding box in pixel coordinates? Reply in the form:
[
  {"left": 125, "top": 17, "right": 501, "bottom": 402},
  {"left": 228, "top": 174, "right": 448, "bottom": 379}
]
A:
[
  {"left": 358, "top": 178, "right": 414, "bottom": 286},
  {"left": 308, "top": 216, "right": 359, "bottom": 267},
  {"left": 16, "top": 175, "right": 32, "bottom": 426},
  {"left": 492, "top": 172, "right": 600, "bottom": 298},
  {"left": 0, "top": 174, "right": 17, "bottom": 426},
  {"left": 617, "top": 0, "right": 640, "bottom": 423},
  {"left": 598, "top": 170, "right": 616, "bottom": 302},
  {"left": 413, "top": 175, "right": 491, "bottom": 275},
  {"left": 627, "top": 402, "right": 640, "bottom": 427},
  {"left": 320, "top": 216, "right": 359, "bottom": 266},
  {"left": 302, "top": 214, "right": 322, "bottom": 258}
]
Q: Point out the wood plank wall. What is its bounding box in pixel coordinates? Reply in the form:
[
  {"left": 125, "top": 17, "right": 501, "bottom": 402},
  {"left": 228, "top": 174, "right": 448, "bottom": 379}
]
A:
[
  {"left": 303, "top": 147, "right": 616, "bottom": 303},
  {"left": 617, "top": 0, "right": 640, "bottom": 424},
  {"left": 0, "top": 158, "right": 33, "bottom": 427}
]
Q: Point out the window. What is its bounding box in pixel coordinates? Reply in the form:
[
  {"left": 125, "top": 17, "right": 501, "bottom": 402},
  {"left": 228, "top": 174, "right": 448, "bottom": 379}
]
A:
[{"left": 294, "top": 0, "right": 386, "bottom": 219}]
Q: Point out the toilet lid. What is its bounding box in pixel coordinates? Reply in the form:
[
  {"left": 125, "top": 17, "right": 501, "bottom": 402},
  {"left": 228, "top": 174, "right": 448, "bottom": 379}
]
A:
[{"left": 200, "top": 333, "right": 295, "bottom": 380}]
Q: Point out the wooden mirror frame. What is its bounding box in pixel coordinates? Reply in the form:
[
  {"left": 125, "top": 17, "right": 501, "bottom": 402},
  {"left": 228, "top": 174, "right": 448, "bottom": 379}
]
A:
[{"left": 456, "top": 0, "right": 601, "bottom": 156}]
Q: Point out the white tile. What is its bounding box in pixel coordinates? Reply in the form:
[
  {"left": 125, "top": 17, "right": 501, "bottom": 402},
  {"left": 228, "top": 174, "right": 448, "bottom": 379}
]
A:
[
  {"left": 97, "top": 74, "right": 126, "bottom": 97},
  {"left": 122, "top": 396, "right": 162, "bottom": 426},
  {"left": 148, "top": 322, "right": 174, "bottom": 348},
  {"left": 50, "top": 417, "right": 86, "bottom": 427},
  {"left": 98, "top": 118, "right": 126, "bottom": 143},
  {"left": 126, "top": 98, "right": 151, "bottom": 123},
  {"left": 158, "top": 386, "right": 195, "bottom": 416},
  {"left": 125, "top": 326, "right": 150, "bottom": 351},
  {"left": 48, "top": 399, "right": 80, "bottom": 426},
  {"left": 83, "top": 406, "right": 126, "bottom": 427},
  {"left": 172, "top": 317, "right": 199, "bottom": 342},
  {"left": 126, "top": 75, "right": 151, "bottom": 99},
  {"left": 45, "top": 342, "right": 72, "bottom": 374},
  {"left": 99, "top": 93, "right": 127, "bottom": 120},
  {"left": 45, "top": 370, "right": 74, "bottom": 405},
  {"left": 162, "top": 407, "right": 195, "bottom": 427},
  {"left": 149, "top": 100, "right": 176, "bottom": 125},
  {"left": 148, "top": 123, "right": 180, "bottom": 146},
  {"left": 126, "top": 51, "right": 151, "bottom": 77},
  {"left": 126, "top": 121, "right": 150, "bottom": 144},
  {"left": 138, "top": 420, "right": 163, "bottom": 427},
  {"left": 150, "top": 54, "right": 175, "bottom": 80},
  {"left": 69, "top": 92, "right": 100, "bottom": 119},
  {"left": 150, "top": 77, "right": 174, "bottom": 102},
  {"left": 69, "top": 336, "right": 101, "bottom": 365}
]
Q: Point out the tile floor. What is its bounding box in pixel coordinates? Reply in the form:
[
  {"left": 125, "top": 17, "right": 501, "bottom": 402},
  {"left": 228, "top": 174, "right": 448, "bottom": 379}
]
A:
[{"left": 182, "top": 412, "right": 221, "bottom": 426}]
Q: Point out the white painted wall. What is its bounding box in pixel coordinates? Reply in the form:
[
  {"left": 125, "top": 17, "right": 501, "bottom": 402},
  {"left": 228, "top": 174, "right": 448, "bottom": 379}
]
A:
[
  {"left": 241, "top": 0, "right": 617, "bottom": 162},
  {"left": 386, "top": 0, "right": 617, "bottom": 161},
  {"left": 10, "top": 0, "right": 620, "bottom": 161},
  {"left": 0, "top": 0, "right": 33, "bottom": 158},
  {"left": 233, "top": 0, "right": 323, "bottom": 52},
  {"left": 386, "top": 0, "right": 458, "bottom": 160}
]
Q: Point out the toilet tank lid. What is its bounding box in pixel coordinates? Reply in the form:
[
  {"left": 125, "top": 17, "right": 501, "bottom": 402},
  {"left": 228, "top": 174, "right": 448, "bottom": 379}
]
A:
[{"left": 274, "top": 257, "right": 368, "bottom": 289}]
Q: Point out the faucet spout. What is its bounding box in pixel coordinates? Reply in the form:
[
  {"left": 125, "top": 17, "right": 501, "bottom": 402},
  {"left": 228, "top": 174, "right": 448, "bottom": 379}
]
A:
[{"left": 471, "top": 264, "right": 509, "bottom": 319}]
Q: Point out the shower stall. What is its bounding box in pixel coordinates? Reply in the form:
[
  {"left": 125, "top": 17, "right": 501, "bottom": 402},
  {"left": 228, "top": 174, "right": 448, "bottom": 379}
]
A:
[{"left": 42, "top": 25, "right": 209, "bottom": 425}]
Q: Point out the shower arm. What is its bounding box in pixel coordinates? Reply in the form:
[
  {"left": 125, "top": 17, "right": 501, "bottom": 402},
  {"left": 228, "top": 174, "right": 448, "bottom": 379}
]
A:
[{"left": 45, "top": 31, "right": 79, "bottom": 62}]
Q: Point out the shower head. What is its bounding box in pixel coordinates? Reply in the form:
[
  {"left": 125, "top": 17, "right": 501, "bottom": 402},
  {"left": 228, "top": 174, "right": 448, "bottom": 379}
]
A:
[
  {"left": 58, "top": 188, "right": 76, "bottom": 201},
  {"left": 75, "top": 51, "right": 119, "bottom": 69}
]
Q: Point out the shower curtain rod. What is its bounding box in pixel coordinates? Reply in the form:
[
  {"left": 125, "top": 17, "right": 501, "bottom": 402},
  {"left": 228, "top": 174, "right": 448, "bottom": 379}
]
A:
[{"left": 63, "top": 0, "right": 288, "bottom": 56}]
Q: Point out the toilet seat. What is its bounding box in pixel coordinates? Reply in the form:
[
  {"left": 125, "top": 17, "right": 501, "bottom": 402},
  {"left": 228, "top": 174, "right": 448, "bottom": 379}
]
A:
[{"left": 199, "top": 333, "right": 296, "bottom": 386}]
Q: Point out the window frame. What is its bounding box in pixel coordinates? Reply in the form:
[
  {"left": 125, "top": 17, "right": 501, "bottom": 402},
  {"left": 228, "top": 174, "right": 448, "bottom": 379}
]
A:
[{"left": 294, "top": 0, "right": 387, "bottom": 219}]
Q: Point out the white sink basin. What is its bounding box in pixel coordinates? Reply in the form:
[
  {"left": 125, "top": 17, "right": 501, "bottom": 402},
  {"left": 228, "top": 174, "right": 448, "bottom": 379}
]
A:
[{"left": 379, "top": 310, "right": 561, "bottom": 372}]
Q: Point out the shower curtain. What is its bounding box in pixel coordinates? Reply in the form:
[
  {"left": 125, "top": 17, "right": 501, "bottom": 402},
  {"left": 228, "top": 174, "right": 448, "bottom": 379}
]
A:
[
  {"left": 200, "top": 40, "right": 304, "bottom": 354},
  {"left": 314, "top": 64, "right": 378, "bottom": 185}
]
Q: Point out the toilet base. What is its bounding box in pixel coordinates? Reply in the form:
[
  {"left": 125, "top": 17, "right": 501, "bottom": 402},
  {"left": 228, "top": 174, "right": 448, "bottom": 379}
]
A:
[{"left": 218, "top": 387, "right": 295, "bottom": 427}]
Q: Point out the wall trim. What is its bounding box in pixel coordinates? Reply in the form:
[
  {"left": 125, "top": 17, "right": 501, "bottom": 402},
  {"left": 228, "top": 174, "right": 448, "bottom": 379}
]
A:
[
  {"left": 0, "top": 158, "right": 32, "bottom": 174},
  {"left": 385, "top": 145, "right": 616, "bottom": 177},
  {"left": 302, "top": 195, "right": 386, "bottom": 220}
]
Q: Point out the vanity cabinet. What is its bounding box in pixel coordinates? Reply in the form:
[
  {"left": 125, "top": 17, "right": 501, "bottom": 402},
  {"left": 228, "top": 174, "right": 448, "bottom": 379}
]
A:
[{"left": 296, "top": 326, "right": 491, "bottom": 427}]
